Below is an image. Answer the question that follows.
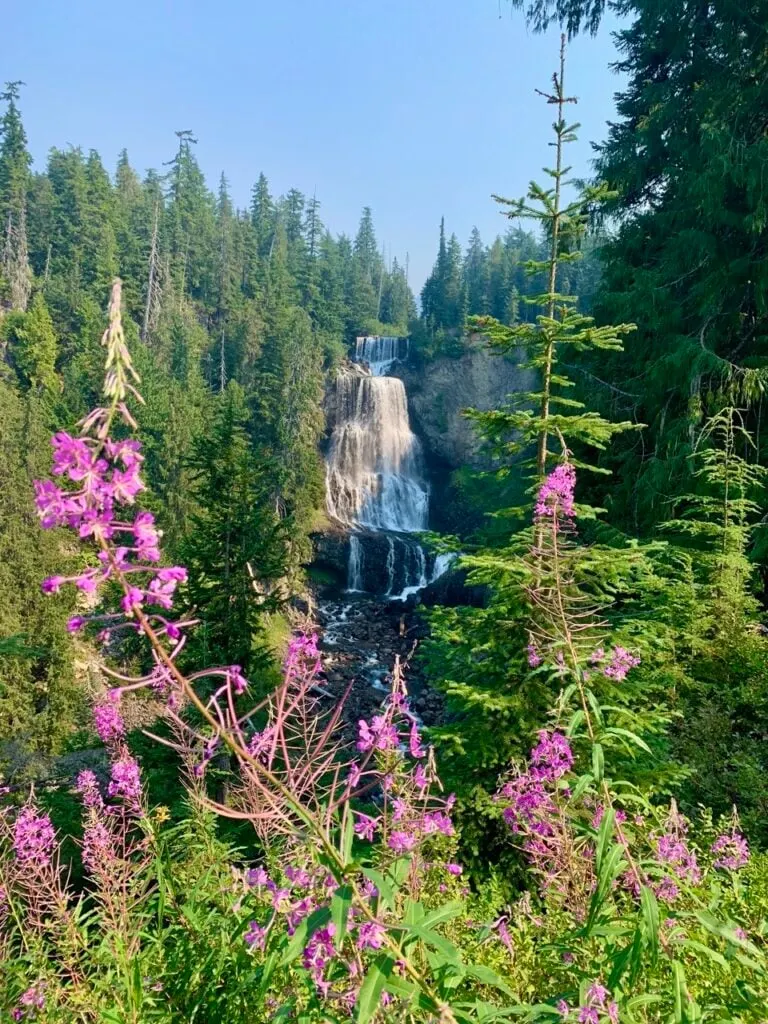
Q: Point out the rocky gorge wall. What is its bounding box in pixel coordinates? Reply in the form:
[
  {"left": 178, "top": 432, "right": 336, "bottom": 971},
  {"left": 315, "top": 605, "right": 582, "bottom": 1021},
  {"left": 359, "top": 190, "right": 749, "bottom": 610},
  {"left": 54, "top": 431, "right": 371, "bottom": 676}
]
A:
[{"left": 395, "top": 335, "right": 531, "bottom": 470}]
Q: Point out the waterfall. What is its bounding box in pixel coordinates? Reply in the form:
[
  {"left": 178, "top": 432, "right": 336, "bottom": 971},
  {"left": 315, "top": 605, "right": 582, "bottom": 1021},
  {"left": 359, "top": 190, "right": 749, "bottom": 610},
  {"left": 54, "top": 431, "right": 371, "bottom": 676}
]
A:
[
  {"left": 347, "top": 534, "right": 364, "bottom": 592},
  {"left": 354, "top": 335, "right": 409, "bottom": 376},
  {"left": 325, "top": 373, "right": 428, "bottom": 531},
  {"left": 326, "top": 336, "right": 440, "bottom": 598}
]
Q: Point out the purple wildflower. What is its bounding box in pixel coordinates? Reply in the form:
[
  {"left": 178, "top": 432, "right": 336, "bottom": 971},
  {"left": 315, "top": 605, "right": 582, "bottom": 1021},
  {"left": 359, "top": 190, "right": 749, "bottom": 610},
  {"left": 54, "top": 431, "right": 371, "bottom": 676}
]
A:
[
  {"left": 107, "top": 755, "right": 142, "bottom": 805},
  {"left": 527, "top": 641, "right": 542, "bottom": 668},
  {"left": 303, "top": 924, "right": 336, "bottom": 996},
  {"left": 247, "top": 867, "right": 269, "bottom": 888},
  {"left": 228, "top": 664, "right": 248, "bottom": 695},
  {"left": 245, "top": 921, "right": 267, "bottom": 950},
  {"left": 357, "top": 921, "right": 386, "bottom": 950},
  {"left": 712, "top": 831, "right": 750, "bottom": 871},
  {"left": 354, "top": 813, "right": 380, "bottom": 841},
  {"left": 408, "top": 723, "right": 425, "bottom": 759},
  {"left": 388, "top": 831, "right": 418, "bottom": 854},
  {"left": 534, "top": 463, "right": 576, "bottom": 519},
  {"left": 93, "top": 698, "right": 125, "bottom": 744},
  {"left": 530, "top": 730, "right": 574, "bottom": 782},
  {"left": 356, "top": 715, "right": 400, "bottom": 753},
  {"left": 82, "top": 820, "right": 113, "bottom": 871},
  {"left": 12, "top": 807, "right": 55, "bottom": 868},
  {"left": 75, "top": 770, "right": 103, "bottom": 808},
  {"left": 603, "top": 647, "right": 640, "bottom": 682}
]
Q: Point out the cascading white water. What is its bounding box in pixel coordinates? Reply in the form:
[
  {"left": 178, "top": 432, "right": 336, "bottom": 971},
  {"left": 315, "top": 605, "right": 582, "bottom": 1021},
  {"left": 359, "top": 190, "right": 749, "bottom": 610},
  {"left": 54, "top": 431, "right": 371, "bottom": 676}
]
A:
[
  {"left": 347, "top": 534, "right": 364, "bottom": 592},
  {"left": 325, "top": 372, "right": 428, "bottom": 531},
  {"left": 354, "top": 335, "right": 409, "bottom": 376},
  {"left": 326, "top": 336, "right": 450, "bottom": 599}
]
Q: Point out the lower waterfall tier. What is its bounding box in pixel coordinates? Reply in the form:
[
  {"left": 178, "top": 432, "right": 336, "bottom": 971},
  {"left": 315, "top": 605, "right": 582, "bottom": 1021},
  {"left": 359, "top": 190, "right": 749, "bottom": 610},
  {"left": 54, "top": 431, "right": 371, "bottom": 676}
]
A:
[{"left": 347, "top": 531, "right": 453, "bottom": 600}]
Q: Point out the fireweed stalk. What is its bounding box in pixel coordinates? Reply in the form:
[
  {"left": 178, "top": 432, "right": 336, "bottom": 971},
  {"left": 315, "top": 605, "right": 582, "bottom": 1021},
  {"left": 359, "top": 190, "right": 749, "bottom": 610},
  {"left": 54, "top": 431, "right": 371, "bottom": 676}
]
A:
[
  {"left": 28, "top": 280, "right": 460, "bottom": 1021},
  {"left": 496, "top": 462, "right": 762, "bottom": 1013}
]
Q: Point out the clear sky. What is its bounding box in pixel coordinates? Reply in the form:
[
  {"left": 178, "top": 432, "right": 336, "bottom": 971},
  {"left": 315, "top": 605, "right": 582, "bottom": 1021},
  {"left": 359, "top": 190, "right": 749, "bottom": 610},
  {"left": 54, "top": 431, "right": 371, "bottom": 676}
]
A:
[{"left": 8, "top": 1, "right": 623, "bottom": 292}]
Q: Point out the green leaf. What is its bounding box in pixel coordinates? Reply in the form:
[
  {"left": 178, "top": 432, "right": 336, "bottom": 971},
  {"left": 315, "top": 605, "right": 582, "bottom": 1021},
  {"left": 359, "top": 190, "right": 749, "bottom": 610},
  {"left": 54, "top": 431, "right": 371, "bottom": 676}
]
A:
[
  {"left": 422, "top": 900, "right": 464, "bottom": 929},
  {"left": 330, "top": 884, "right": 354, "bottom": 946},
  {"left": 640, "top": 886, "right": 659, "bottom": 957},
  {"left": 680, "top": 939, "right": 727, "bottom": 968},
  {"left": 592, "top": 743, "right": 604, "bottom": 783},
  {"left": 361, "top": 867, "right": 395, "bottom": 911},
  {"left": 356, "top": 955, "right": 395, "bottom": 1024},
  {"left": 604, "top": 727, "right": 652, "bottom": 755},
  {"left": 340, "top": 806, "right": 355, "bottom": 866},
  {"left": 595, "top": 806, "right": 616, "bottom": 870},
  {"left": 463, "top": 963, "right": 516, "bottom": 998}
]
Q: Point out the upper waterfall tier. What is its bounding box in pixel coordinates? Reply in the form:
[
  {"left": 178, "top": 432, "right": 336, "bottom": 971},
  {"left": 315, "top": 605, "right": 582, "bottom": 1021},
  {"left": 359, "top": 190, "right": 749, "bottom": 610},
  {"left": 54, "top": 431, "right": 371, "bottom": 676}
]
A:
[
  {"left": 354, "top": 336, "right": 409, "bottom": 377},
  {"left": 325, "top": 370, "right": 428, "bottom": 532}
]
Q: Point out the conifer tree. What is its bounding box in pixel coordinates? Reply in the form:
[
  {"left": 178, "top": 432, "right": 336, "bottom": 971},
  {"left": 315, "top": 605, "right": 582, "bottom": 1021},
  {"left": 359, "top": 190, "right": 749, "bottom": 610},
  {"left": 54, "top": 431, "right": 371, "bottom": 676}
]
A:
[
  {"left": 0, "top": 82, "right": 33, "bottom": 311},
  {"left": 1, "top": 291, "right": 59, "bottom": 393},
  {"left": 467, "top": 37, "right": 635, "bottom": 488},
  {"left": 182, "top": 382, "right": 290, "bottom": 673}
]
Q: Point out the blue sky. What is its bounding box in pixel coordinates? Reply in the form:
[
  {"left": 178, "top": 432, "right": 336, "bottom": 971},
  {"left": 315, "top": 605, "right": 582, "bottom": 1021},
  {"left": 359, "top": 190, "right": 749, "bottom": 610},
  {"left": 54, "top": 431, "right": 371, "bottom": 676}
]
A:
[{"left": 8, "top": 1, "right": 623, "bottom": 292}]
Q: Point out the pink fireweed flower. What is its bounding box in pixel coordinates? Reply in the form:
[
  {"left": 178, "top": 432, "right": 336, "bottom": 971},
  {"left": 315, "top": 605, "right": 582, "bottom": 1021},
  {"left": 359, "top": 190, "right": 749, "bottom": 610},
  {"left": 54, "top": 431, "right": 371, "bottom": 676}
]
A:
[
  {"left": 655, "top": 876, "right": 680, "bottom": 903},
  {"left": 446, "top": 863, "right": 463, "bottom": 876},
  {"left": 247, "top": 867, "right": 270, "bottom": 887},
  {"left": 13, "top": 807, "right": 56, "bottom": 868},
  {"left": 285, "top": 866, "right": 313, "bottom": 888},
  {"left": 586, "top": 983, "right": 608, "bottom": 1007},
  {"left": 41, "top": 574, "right": 64, "bottom": 594},
  {"left": 530, "top": 730, "right": 574, "bottom": 782},
  {"left": 408, "top": 722, "right": 425, "bottom": 758},
  {"left": 107, "top": 755, "right": 142, "bottom": 805},
  {"left": 388, "top": 830, "right": 418, "bottom": 853},
  {"left": 303, "top": 924, "right": 336, "bottom": 996},
  {"left": 82, "top": 820, "right": 113, "bottom": 871},
  {"left": 534, "top": 463, "right": 576, "bottom": 519},
  {"left": 356, "top": 715, "right": 400, "bottom": 753},
  {"left": 413, "top": 762, "right": 430, "bottom": 789},
  {"left": 67, "top": 615, "right": 86, "bottom": 632},
  {"left": 354, "top": 813, "right": 380, "bottom": 841},
  {"left": 120, "top": 587, "right": 144, "bottom": 613},
  {"left": 93, "top": 698, "right": 125, "bottom": 744},
  {"left": 75, "top": 770, "right": 103, "bottom": 808},
  {"left": 527, "top": 641, "right": 542, "bottom": 668},
  {"left": 357, "top": 921, "right": 387, "bottom": 950},
  {"left": 132, "top": 511, "right": 161, "bottom": 562},
  {"left": 13, "top": 983, "right": 46, "bottom": 1020},
  {"left": 285, "top": 633, "right": 321, "bottom": 676},
  {"left": 557, "top": 1001, "right": 570, "bottom": 1018},
  {"left": 422, "top": 810, "right": 454, "bottom": 836},
  {"left": 712, "top": 831, "right": 750, "bottom": 871},
  {"left": 603, "top": 646, "right": 640, "bottom": 682},
  {"left": 228, "top": 664, "right": 248, "bottom": 695},
  {"left": 248, "top": 726, "right": 275, "bottom": 760},
  {"left": 245, "top": 920, "right": 267, "bottom": 950}
]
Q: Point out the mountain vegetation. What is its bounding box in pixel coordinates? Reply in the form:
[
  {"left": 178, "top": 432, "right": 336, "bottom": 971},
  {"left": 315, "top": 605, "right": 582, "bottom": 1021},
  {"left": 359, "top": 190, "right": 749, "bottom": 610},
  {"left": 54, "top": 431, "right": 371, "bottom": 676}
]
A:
[{"left": 2, "top": 1, "right": 768, "bottom": 1020}]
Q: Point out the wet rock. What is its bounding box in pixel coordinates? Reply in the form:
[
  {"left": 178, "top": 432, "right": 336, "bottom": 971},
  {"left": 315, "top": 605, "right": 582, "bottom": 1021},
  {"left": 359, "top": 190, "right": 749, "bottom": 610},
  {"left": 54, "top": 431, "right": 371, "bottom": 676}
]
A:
[{"left": 420, "top": 567, "right": 489, "bottom": 609}]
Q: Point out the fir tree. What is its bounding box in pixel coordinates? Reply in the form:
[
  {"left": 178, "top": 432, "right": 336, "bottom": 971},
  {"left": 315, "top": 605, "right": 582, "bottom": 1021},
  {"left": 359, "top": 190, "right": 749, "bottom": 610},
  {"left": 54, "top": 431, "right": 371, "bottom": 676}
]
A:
[
  {"left": 182, "top": 382, "right": 290, "bottom": 673},
  {"left": 467, "top": 38, "right": 635, "bottom": 488},
  {"left": 0, "top": 81, "right": 32, "bottom": 311},
  {"left": 1, "top": 291, "right": 59, "bottom": 393}
]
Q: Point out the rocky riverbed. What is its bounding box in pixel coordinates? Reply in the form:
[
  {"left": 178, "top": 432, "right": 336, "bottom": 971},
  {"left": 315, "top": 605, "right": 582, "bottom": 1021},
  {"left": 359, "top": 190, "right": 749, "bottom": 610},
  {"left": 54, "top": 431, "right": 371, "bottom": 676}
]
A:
[{"left": 313, "top": 595, "right": 444, "bottom": 730}]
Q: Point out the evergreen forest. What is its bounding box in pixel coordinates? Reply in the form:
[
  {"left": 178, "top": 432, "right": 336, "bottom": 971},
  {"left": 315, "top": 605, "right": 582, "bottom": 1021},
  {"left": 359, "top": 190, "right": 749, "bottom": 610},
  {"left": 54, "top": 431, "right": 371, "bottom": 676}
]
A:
[{"left": 1, "top": 2, "right": 768, "bottom": 1021}]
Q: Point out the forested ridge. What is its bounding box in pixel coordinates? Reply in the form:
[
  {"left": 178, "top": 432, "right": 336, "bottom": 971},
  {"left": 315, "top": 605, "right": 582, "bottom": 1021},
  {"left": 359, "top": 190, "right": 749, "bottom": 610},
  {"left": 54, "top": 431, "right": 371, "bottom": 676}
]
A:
[{"left": 2, "top": 1, "right": 768, "bottom": 1020}]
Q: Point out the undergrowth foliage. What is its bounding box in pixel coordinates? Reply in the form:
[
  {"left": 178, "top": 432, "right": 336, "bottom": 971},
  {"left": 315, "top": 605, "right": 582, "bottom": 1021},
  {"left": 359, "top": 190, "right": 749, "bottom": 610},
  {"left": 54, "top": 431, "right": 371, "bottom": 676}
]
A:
[{"left": 1, "top": 281, "right": 766, "bottom": 1021}]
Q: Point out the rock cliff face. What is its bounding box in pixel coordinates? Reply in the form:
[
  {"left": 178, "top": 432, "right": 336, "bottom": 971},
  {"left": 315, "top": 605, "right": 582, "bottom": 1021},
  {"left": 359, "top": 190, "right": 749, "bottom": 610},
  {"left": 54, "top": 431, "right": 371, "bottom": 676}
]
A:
[{"left": 395, "top": 336, "right": 531, "bottom": 470}]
